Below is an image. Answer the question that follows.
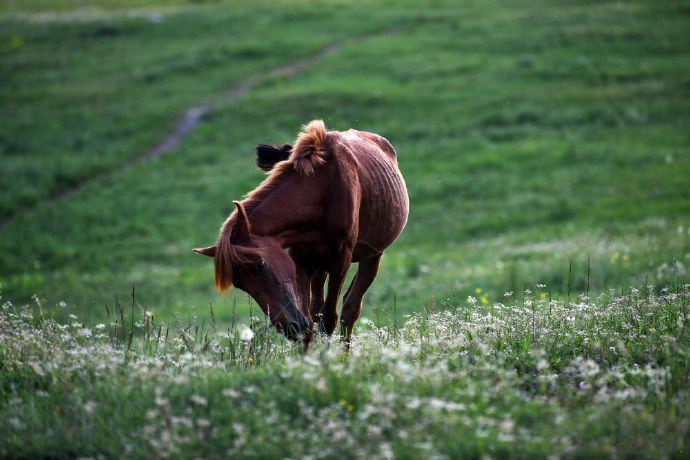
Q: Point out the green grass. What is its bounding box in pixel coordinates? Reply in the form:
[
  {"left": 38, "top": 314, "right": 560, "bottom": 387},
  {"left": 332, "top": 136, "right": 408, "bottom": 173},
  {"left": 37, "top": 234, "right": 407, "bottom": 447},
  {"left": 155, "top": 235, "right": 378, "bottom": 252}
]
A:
[
  {"left": 0, "top": 0, "right": 689, "bottom": 455},
  {"left": 1, "top": 0, "right": 688, "bottom": 323},
  {"left": 0, "top": 0, "right": 400, "bottom": 221},
  {"left": 1, "top": 282, "right": 688, "bottom": 458}
]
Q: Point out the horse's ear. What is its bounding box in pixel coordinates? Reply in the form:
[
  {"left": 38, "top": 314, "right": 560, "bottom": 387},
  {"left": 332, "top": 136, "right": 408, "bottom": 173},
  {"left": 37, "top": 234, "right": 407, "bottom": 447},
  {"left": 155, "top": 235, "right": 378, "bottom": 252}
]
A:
[
  {"left": 256, "top": 143, "right": 292, "bottom": 171},
  {"left": 231, "top": 201, "right": 252, "bottom": 244},
  {"left": 193, "top": 246, "right": 216, "bottom": 257}
]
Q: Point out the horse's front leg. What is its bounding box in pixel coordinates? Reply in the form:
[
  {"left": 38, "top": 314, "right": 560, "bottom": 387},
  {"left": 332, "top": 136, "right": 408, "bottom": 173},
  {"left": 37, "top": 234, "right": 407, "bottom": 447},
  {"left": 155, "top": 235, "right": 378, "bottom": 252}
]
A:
[
  {"left": 320, "top": 252, "right": 352, "bottom": 336},
  {"left": 309, "top": 270, "right": 327, "bottom": 325},
  {"left": 294, "top": 263, "right": 313, "bottom": 328}
]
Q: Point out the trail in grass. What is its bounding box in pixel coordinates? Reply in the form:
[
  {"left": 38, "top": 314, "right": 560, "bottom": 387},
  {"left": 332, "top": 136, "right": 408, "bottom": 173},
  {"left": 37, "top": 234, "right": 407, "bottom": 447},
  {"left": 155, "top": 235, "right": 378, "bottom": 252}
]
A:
[
  {"left": 0, "top": 28, "right": 394, "bottom": 230},
  {"left": 135, "top": 41, "right": 340, "bottom": 164}
]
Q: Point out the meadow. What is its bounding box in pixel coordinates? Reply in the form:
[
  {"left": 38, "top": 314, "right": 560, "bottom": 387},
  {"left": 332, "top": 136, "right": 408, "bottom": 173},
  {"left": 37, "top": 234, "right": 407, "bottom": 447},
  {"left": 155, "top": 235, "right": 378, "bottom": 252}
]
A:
[
  {"left": 1, "top": 0, "right": 689, "bottom": 457},
  {"left": 2, "top": 284, "right": 689, "bottom": 458}
]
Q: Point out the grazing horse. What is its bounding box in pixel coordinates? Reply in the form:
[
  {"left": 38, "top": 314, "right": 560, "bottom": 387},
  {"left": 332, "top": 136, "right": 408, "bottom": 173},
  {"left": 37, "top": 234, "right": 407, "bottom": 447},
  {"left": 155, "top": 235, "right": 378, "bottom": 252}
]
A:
[{"left": 194, "top": 120, "right": 408, "bottom": 346}]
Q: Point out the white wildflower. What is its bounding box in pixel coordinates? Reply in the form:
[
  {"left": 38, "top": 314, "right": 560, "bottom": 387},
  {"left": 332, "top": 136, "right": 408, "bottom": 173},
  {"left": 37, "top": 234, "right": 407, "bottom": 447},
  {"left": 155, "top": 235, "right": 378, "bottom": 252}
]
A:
[
  {"left": 368, "top": 425, "right": 382, "bottom": 437},
  {"left": 84, "top": 401, "right": 97, "bottom": 414},
  {"left": 240, "top": 325, "right": 254, "bottom": 341},
  {"left": 379, "top": 442, "right": 394, "bottom": 460},
  {"left": 222, "top": 389, "right": 240, "bottom": 398},
  {"left": 406, "top": 397, "right": 421, "bottom": 409},
  {"left": 190, "top": 394, "right": 208, "bottom": 406},
  {"left": 30, "top": 362, "right": 45, "bottom": 377},
  {"left": 580, "top": 359, "right": 600, "bottom": 377},
  {"left": 8, "top": 417, "right": 24, "bottom": 429},
  {"left": 171, "top": 416, "right": 193, "bottom": 428},
  {"left": 196, "top": 418, "right": 211, "bottom": 427},
  {"left": 303, "top": 356, "right": 320, "bottom": 367}
]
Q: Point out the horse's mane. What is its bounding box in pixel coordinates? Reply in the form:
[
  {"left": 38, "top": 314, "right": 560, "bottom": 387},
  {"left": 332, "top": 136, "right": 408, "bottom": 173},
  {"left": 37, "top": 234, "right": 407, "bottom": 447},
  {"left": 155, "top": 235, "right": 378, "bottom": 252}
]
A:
[
  {"left": 213, "top": 234, "right": 262, "bottom": 293},
  {"left": 213, "top": 120, "right": 330, "bottom": 293},
  {"left": 291, "top": 119, "right": 328, "bottom": 175}
]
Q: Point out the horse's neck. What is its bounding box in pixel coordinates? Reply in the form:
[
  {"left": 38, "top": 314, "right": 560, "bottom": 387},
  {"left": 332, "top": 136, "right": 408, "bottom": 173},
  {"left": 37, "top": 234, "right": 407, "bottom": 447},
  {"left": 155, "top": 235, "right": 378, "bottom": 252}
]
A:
[{"left": 247, "top": 173, "right": 324, "bottom": 247}]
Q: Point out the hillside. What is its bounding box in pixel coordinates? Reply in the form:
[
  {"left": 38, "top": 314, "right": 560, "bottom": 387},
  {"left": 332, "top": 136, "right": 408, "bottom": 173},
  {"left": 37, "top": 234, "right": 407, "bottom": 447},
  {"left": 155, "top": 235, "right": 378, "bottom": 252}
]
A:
[{"left": 1, "top": 0, "right": 688, "bottom": 322}]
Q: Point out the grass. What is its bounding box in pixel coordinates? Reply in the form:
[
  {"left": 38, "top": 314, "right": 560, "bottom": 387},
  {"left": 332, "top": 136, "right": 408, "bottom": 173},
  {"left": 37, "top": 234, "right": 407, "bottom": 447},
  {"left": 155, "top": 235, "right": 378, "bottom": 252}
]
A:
[
  {"left": 0, "top": 0, "right": 689, "bottom": 456},
  {"left": 1, "top": 0, "right": 688, "bottom": 322},
  {"left": 1, "top": 281, "right": 688, "bottom": 458},
  {"left": 0, "top": 0, "right": 399, "bottom": 220}
]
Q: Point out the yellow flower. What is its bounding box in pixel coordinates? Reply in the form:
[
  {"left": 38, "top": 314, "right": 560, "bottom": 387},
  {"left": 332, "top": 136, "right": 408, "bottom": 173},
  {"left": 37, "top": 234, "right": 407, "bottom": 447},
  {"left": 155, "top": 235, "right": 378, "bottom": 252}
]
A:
[
  {"left": 248, "top": 357, "right": 253, "bottom": 364},
  {"left": 475, "top": 288, "right": 482, "bottom": 294},
  {"left": 540, "top": 293, "right": 547, "bottom": 299},
  {"left": 480, "top": 296, "right": 488, "bottom": 304},
  {"left": 347, "top": 405, "right": 354, "bottom": 412},
  {"left": 339, "top": 399, "right": 346, "bottom": 405}
]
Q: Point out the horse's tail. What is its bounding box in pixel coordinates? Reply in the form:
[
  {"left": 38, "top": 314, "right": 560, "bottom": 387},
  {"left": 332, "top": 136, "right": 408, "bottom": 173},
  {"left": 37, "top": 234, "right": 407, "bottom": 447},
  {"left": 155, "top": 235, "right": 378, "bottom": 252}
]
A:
[
  {"left": 214, "top": 225, "right": 233, "bottom": 294},
  {"left": 291, "top": 119, "right": 328, "bottom": 175}
]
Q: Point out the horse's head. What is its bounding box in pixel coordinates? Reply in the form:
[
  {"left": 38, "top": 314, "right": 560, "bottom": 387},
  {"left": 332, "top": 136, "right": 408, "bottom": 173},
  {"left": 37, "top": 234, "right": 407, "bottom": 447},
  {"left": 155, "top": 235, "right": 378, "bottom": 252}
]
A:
[{"left": 194, "top": 202, "right": 312, "bottom": 344}]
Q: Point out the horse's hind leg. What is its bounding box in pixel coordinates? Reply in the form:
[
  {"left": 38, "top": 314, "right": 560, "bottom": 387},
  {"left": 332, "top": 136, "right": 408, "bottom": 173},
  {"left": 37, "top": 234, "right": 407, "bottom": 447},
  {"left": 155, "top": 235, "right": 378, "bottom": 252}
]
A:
[{"left": 340, "top": 254, "right": 381, "bottom": 344}]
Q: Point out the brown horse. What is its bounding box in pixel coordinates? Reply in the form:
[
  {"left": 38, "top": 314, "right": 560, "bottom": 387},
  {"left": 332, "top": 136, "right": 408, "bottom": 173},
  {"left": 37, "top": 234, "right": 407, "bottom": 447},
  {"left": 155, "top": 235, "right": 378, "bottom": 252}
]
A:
[{"left": 194, "top": 120, "right": 408, "bottom": 346}]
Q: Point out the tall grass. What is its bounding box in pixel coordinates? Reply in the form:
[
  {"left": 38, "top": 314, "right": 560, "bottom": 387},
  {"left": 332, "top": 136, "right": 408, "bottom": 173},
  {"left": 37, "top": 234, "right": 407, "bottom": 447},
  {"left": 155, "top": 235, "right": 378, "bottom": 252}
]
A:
[{"left": 2, "top": 281, "right": 688, "bottom": 458}]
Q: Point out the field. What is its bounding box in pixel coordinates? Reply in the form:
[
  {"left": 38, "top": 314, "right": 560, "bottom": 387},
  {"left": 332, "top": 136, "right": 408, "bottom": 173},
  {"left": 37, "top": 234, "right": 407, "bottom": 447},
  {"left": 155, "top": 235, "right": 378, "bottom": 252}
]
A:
[{"left": 1, "top": 0, "right": 689, "bottom": 457}]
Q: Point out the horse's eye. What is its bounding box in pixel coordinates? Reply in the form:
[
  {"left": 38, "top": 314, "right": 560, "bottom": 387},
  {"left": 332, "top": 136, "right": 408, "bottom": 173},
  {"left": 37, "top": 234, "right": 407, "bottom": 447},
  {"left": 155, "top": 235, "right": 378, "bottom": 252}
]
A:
[{"left": 257, "top": 258, "right": 267, "bottom": 273}]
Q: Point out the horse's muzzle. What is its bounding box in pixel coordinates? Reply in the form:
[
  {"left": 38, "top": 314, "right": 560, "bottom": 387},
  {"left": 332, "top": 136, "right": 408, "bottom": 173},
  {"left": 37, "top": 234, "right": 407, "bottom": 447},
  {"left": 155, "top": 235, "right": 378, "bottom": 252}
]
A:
[{"left": 281, "top": 306, "right": 312, "bottom": 344}]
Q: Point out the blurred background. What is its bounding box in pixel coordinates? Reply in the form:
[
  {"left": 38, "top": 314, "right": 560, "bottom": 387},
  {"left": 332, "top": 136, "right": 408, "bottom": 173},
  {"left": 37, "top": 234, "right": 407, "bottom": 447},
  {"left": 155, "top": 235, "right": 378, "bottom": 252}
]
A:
[{"left": 1, "top": 0, "right": 688, "bottom": 324}]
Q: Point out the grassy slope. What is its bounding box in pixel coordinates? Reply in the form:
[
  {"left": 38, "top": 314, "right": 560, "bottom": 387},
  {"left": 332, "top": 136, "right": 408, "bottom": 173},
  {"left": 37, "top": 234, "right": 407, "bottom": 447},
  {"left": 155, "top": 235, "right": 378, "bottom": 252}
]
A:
[
  {"left": 1, "top": 1, "right": 690, "bottom": 458},
  {"left": 1, "top": 0, "right": 689, "bottom": 324},
  {"left": 0, "top": 1, "right": 396, "bottom": 219}
]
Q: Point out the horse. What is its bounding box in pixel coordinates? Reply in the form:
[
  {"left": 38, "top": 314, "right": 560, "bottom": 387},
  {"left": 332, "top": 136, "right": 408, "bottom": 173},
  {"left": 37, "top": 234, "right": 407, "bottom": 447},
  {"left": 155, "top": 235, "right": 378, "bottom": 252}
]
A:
[{"left": 194, "top": 120, "right": 409, "bottom": 347}]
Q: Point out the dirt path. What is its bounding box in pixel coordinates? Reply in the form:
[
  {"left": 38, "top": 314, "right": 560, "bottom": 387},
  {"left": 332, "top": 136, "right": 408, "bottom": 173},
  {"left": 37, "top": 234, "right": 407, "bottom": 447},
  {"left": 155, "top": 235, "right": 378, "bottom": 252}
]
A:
[
  {"left": 0, "top": 28, "right": 395, "bottom": 230},
  {"left": 135, "top": 42, "right": 339, "bottom": 164}
]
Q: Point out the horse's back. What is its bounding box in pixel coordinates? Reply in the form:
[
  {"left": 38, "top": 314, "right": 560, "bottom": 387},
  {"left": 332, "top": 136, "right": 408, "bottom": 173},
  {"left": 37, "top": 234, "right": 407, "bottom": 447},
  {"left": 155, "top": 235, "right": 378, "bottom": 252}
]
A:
[
  {"left": 352, "top": 130, "right": 397, "bottom": 164},
  {"left": 336, "top": 130, "right": 409, "bottom": 258}
]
